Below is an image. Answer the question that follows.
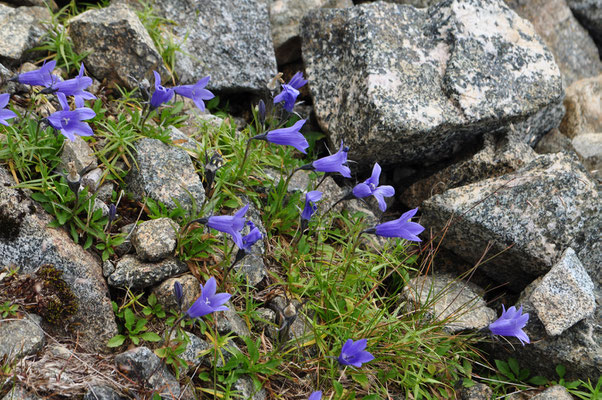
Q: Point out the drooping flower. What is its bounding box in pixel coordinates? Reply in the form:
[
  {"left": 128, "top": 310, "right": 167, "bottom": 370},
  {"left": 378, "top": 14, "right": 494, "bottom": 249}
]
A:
[
  {"left": 273, "top": 72, "right": 307, "bottom": 112},
  {"left": 301, "top": 191, "right": 322, "bottom": 221},
  {"left": 173, "top": 281, "right": 184, "bottom": 310},
  {"left": 253, "top": 119, "right": 308, "bottom": 153},
  {"left": 308, "top": 391, "right": 322, "bottom": 400},
  {"left": 338, "top": 339, "right": 374, "bottom": 368},
  {"left": 306, "top": 141, "right": 351, "bottom": 178},
  {"left": 150, "top": 71, "right": 174, "bottom": 109},
  {"left": 46, "top": 93, "right": 96, "bottom": 142},
  {"left": 50, "top": 63, "right": 96, "bottom": 107},
  {"left": 489, "top": 305, "right": 530, "bottom": 345},
  {"left": 240, "top": 221, "right": 262, "bottom": 252},
  {"left": 186, "top": 277, "right": 231, "bottom": 318},
  {"left": 174, "top": 76, "right": 214, "bottom": 112},
  {"left": 191, "top": 204, "right": 249, "bottom": 248},
  {"left": 366, "top": 208, "right": 424, "bottom": 241},
  {"left": 352, "top": 162, "right": 395, "bottom": 211},
  {"left": 12, "top": 60, "right": 61, "bottom": 88},
  {"left": 0, "top": 93, "right": 17, "bottom": 126}
]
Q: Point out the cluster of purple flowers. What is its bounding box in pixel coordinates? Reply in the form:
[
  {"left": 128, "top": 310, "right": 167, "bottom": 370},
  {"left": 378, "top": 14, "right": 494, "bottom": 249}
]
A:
[{"left": 149, "top": 70, "right": 214, "bottom": 112}]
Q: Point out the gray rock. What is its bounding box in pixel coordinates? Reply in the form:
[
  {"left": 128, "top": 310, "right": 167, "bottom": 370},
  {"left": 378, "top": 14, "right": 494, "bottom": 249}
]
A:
[
  {"left": 403, "top": 131, "right": 537, "bottom": 207},
  {"left": 271, "top": 296, "right": 314, "bottom": 346},
  {"left": 0, "top": 63, "right": 26, "bottom": 95},
  {"left": 59, "top": 136, "right": 98, "bottom": 174},
  {"left": 460, "top": 383, "right": 493, "bottom": 400},
  {"left": 114, "top": 347, "right": 181, "bottom": 399},
  {"left": 0, "top": 5, "right": 49, "bottom": 66},
  {"left": 232, "top": 375, "right": 267, "bottom": 400},
  {"left": 0, "top": 168, "right": 117, "bottom": 352},
  {"left": 572, "top": 133, "right": 602, "bottom": 181},
  {"left": 421, "top": 153, "right": 600, "bottom": 291},
  {"left": 153, "top": 0, "right": 277, "bottom": 93},
  {"left": 108, "top": 255, "right": 189, "bottom": 289},
  {"left": 0, "top": 314, "right": 44, "bottom": 359},
  {"left": 531, "top": 385, "right": 573, "bottom": 400},
  {"left": 510, "top": 101, "right": 566, "bottom": 147},
  {"left": 83, "top": 386, "right": 127, "bottom": 400},
  {"left": 270, "top": 0, "right": 353, "bottom": 64},
  {"left": 264, "top": 168, "right": 311, "bottom": 193},
  {"left": 559, "top": 74, "right": 602, "bottom": 138},
  {"left": 301, "top": 0, "right": 563, "bottom": 166},
  {"left": 384, "top": 0, "right": 443, "bottom": 7},
  {"left": 1, "top": 386, "right": 42, "bottom": 400},
  {"left": 534, "top": 128, "right": 576, "bottom": 155},
  {"left": 402, "top": 274, "right": 496, "bottom": 333},
  {"left": 167, "top": 126, "right": 201, "bottom": 154},
  {"left": 566, "top": 0, "right": 602, "bottom": 50},
  {"left": 127, "top": 137, "right": 205, "bottom": 212},
  {"left": 152, "top": 274, "right": 201, "bottom": 312},
  {"left": 216, "top": 301, "right": 252, "bottom": 338},
  {"left": 169, "top": 330, "right": 210, "bottom": 371},
  {"left": 95, "top": 182, "right": 115, "bottom": 203},
  {"left": 131, "top": 218, "right": 178, "bottom": 261},
  {"left": 506, "top": 0, "right": 602, "bottom": 86},
  {"left": 81, "top": 168, "right": 104, "bottom": 193},
  {"left": 3, "top": 0, "right": 57, "bottom": 9},
  {"left": 233, "top": 253, "right": 267, "bottom": 287},
  {"left": 530, "top": 248, "right": 596, "bottom": 336},
  {"left": 254, "top": 307, "right": 278, "bottom": 338},
  {"left": 102, "top": 260, "right": 115, "bottom": 278},
  {"left": 69, "top": 3, "right": 164, "bottom": 89}
]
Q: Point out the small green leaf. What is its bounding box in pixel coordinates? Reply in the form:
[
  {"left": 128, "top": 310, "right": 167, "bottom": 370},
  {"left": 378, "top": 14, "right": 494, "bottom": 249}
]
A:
[
  {"left": 556, "top": 364, "right": 566, "bottom": 379},
  {"left": 333, "top": 381, "right": 343, "bottom": 397},
  {"left": 130, "top": 335, "right": 140, "bottom": 345},
  {"left": 107, "top": 335, "right": 126, "bottom": 347},
  {"left": 148, "top": 293, "right": 157, "bottom": 307},
  {"left": 508, "top": 358, "right": 520, "bottom": 376},
  {"left": 140, "top": 331, "right": 162, "bottom": 342},
  {"left": 528, "top": 376, "right": 548, "bottom": 386}
]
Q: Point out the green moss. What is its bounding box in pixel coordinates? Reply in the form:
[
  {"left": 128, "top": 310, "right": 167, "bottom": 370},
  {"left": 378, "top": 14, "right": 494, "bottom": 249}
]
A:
[{"left": 34, "top": 265, "right": 78, "bottom": 325}]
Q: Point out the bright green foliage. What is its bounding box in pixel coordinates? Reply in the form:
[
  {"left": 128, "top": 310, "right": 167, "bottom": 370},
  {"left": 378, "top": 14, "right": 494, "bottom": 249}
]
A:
[
  {"left": 0, "top": 301, "right": 18, "bottom": 318},
  {"left": 108, "top": 301, "right": 162, "bottom": 348}
]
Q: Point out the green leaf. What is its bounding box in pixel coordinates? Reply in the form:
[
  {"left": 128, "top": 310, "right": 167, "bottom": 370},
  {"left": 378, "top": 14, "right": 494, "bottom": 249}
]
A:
[
  {"left": 57, "top": 212, "right": 69, "bottom": 225},
  {"left": 333, "top": 381, "right": 343, "bottom": 398},
  {"left": 124, "top": 308, "right": 135, "bottom": 330},
  {"left": 556, "top": 365, "right": 566, "bottom": 379},
  {"left": 131, "top": 335, "right": 140, "bottom": 345},
  {"left": 495, "top": 360, "right": 513, "bottom": 379},
  {"left": 106, "top": 335, "right": 126, "bottom": 347},
  {"left": 148, "top": 293, "right": 157, "bottom": 307},
  {"left": 565, "top": 380, "right": 581, "bottom": 390},
  {"left": 140, "top": 331, "right": 162, "bottom": 342},
  {"left": 508, "top": 358, "right": 520, "bottom": 376},
  {"left": 154, "top": 347, "right": 168, "bottom": 358},
  {"left": 528, "top": 376, "right": 548, "bottom": 386},
  {"left": 30, "top": 192, "right": 48, "bottom": 203},
  {"left": 352, "top": 373, "right": 370, "bottom": 389}
]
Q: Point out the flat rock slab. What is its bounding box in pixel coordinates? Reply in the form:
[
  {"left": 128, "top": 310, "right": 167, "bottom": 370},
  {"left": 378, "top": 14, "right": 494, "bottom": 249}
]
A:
[
  {"left": 421, "top": 153, "right": 599, "bottom": 291},
  {"left": 127, "top": 137, "right": 205, "bottom": 212},
  {"left": 69, "top": 3, "right": 164, "bottom": 89},
  {"left": 131, "top": 217, "right": 178, "bottom": 262},
  {"left": 0, "top": 4, "right": 49, "bottom": 65},
  {"left": 0, "top": 314, "right": 44, "bottom": 359},
  {"left": 153, "top": 0, "right": 277, "bottom": 93},
  {"left": 0, "top": 168, "right": 117, "bottom": 352},
  {"left": 108, "top": 255, "right": 189, "bottom": 289},
  {"left": 301, "top": 0, "right": 563, "bottom": 166}
]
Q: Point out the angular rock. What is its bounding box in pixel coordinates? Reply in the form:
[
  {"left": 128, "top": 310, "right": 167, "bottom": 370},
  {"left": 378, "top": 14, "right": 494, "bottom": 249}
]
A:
[
  {"left": 60, "top": 136, "right": 97, "bottom": 174},
  {"left": 169, "top": 330, "right": 210, "bottom": 371},
  {"left": 153, "top": 0, "right": 277, "bottom": 93},
  {"left": 233, "top": 253, "right": 267, "bottom": 287},
  {"left": 114, "top": 347, "right": 181, "bottom": 399},
  {"left": 0, "top": 314, "right": 44, "bottom": 359},
  {"left": 534, "top": 128, "right": 575, "bottom": 155},
  {"left": 421, "top": 153, "right": 600, "bottom": 291},
  {"left": 131, "top": 218, "right": 178, "bottom": 261},
  {"left": 403, "top": 274, "right": 496, "bottom": 333},
  {"left": 152, "top": 274, "right": 201, "bottom": 312},
  {"left": 531, "top": 386, "right": 573, "bottom": 400},
  {"left": 403, "top": 131, "right": 537, "bottom": 207},
  {"left": 0, "top": 5, "right": 49, "bottom": 66},
  {"left": 566, "top": 0, "right": 602, "bottom": 51},
  {"left": 1, "top": 386, "right": 42, "bottom": 400},
  {"left": 83, "top": 386, "right": 127, "bottom": 400},
  {"left": 506, "top": 0, "right": 602, "bottom": 86},
  {"left": 3, "top": 0, "right": 57, "bottom": 8},
  {"left": 127, "top": 137, "right": 205, "bottom": 212},
  {"left": 81, "top": 168, "right": 104, "bottom": 193},
  {"left": 0, "top": 168, "right": 117, "bottom": 352},
  {"left": 301, "top": 0, "right": 563, "bottom": 166},
  {"left": 216, "top": 301, "right": 252, "bottom": 338},
  {"left": 69, "top": 3, "right": 164, "bottom": 89},
  {"left": 572, "top": 133, "right": 602, "bottom": 180},
  {"left": 384, "top": 0, "right": 442, "bottom": 7},
  {"left": 0, "top": 63, "right": 25, "bottom": 95},
  {"left": 108, "top": 255, "right": 189, "bottom": 289},
  {"left": 270, "top": 0, "right": 353, "bottom": 64},
  {"left": 530, "top": 248, "right": 595, "bottom": 336},
  {"left": 559, "top": 74, "right": 602, "bottom": 138},
  {"left": 460, "top": 383, "right": 493, "bottom": 400},
  {"left": 232, "top": 375, "right": 267, "bottom": 400}
]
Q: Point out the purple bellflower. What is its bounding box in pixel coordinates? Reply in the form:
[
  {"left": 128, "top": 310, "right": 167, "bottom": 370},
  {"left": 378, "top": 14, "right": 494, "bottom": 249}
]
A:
[
  {"left": 338, "top": 339, "right": 375, "bottom": 368},
  {"left": 46, "top": 93, "right": 96, "bottom": 142},
  {"left": 174, "top": 76, "right": 214, "bottom": 112},
  {"left": 150, "top": 71, "right": 174, "bottom": 109},
  {"left": 50, "top": 63, "right": 96, "bottom": 107},
  {"left": 352, "top": 163, "right": 395, "bottom": 211},
  {"left": 241, "top": 221, "right": 263, "bottom": 252},
  {"left": 489, "top": 305, "right": 530, "bottom": 345},
  {"left": 302, "top": 141, "right": 351, "bottom": 178},
  {"left": 366, "top": 208, "right": 424, "bottom": 241},
  {"left": 0, "top": 94, "right": 17, "bottom": 126},
  {"left": 173, "top": 281, "right": 184, "bottom": 310},
  {"left": 12, "top": 60, "right": 61, "bottom": 88},
  {"left": 273, "top": 72, "right": 307, "bottom": 112},
  {"left": 301, "top": 191, "right": 322, "bottom": 221},
  {"left": 192, "top": 204, "right": 249, "bottom": 248},
  {"left": 252, "top": 119, "right": 309, "bottom": 153},
  {"left": 186, "top": 277, "right": 231, "bottom": 318},
  {"left": 308, "top": 392, "right": 322, "bottom": 400}
]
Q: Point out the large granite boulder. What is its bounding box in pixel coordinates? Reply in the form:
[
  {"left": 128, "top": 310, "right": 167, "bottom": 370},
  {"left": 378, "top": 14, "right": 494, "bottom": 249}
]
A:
[
  {"left": 301, "top": 0, "right": 563, "bottom": 166},
  {"left": 566, "top": 0, "right": 602, "bottom": 51},
  {"left": 0, "top": 168, "right": 117, "bottom": 352},
  {"left": 420, "top": 153, "right": 599, "bottom": 291},
  {"left": 69, "top": 2, "right": 164, "bottom": 89},
  {"left": 152, "top": 0, "right": 277, "bottom": 93},
  {"left": 0, "top": 4, "right": 49, "bottom": 66}
]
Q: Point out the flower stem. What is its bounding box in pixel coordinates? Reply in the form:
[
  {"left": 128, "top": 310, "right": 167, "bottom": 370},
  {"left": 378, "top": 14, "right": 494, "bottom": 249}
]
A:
[{"left": 235, "top": 139, "right": 253, "bottom": 182}]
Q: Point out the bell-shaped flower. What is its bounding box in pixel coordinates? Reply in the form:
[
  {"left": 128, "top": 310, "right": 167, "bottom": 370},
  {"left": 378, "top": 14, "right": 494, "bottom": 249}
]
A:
[
  {"left": 150, "top": 71, "right": 174, "bottom": 109},
  {"left": 352, "top": 163, "right": 395, "bottom": 211},
  {"left": 240, "top": 221, "right": 262, "bottom": 252},
  {"left": 203, "top": 204, "right": 249, "bottom": 248},
  {"left": 337, "top": 339, "right": 374, "bottom": 368},
  {"left": 367, "top": 208, "right": 424, "bottom": 241},
  {"left": 174, "top": 76, "right": 214, "bottom": 112},
  {"left": 0, "top": 93, "right": 17, "bottom": 126},
  {"left": 46, "top": 93, "right": 96, "bottom": 142},
  {"left": 258, "top": 119, "right": 308, "bottom": 153},
  {"left": 310, "top": 141, "right": 351, "bottom": 178},
  {"left": 489, "top": 305, "right": 530, "bottom": 345},
  {"left": 186, "top": 277, "right": 231, "bottom": 318},
  {"left": 308, "top": 392, "right": 322, "bottom": 400},
  {"left": 12, "top": 60, "right": 61, "bottom": 88},
  {"left": 273, "top": 72, "right": 307, "bottom": 112},
  {"left": 301, "top": 191, "right": 322, "bottom": 221},
  {"left": 173, "top": 281, "right": 184, "bottom": 310},
  {"left": 288, "top": 72, "right": 308, "bottom": 90},
  {"left": 51, "top": 63, "right": 96, "bottom": 107}
]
